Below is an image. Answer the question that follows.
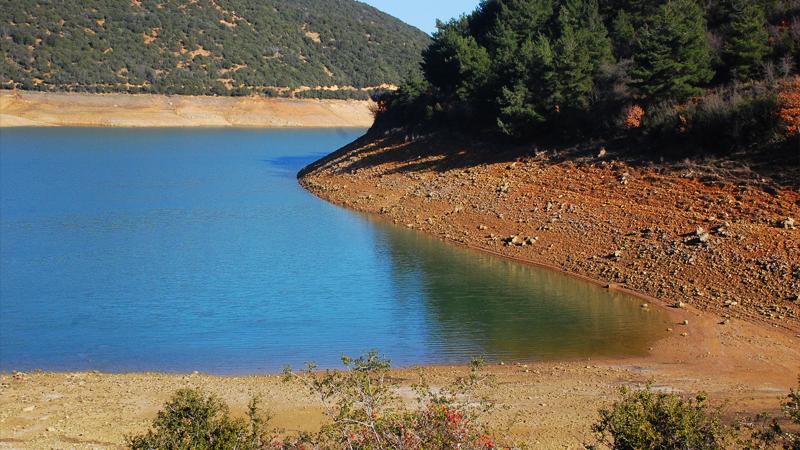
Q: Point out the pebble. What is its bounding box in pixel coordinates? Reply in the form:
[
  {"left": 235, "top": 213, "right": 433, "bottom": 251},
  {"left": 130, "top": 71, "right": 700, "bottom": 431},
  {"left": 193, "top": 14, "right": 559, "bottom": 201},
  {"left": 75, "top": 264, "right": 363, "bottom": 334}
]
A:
[{"left": 682, "top": 320, "right": 689, "bottom": 326}]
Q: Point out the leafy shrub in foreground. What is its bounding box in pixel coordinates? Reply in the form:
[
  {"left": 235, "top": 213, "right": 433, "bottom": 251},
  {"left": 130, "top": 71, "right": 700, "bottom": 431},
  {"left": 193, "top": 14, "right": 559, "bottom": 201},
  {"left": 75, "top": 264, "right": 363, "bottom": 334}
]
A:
[
  {"left": 591, "top": 387, "right": 729, "bottom": 449},
  {"left": 127, "top": 389, "right": 272, "bottom": 450}
]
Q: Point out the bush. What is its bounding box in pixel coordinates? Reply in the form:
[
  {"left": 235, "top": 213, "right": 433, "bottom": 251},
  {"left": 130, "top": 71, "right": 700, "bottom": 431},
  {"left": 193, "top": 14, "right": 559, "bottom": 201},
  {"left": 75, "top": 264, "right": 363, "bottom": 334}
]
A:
[
  {"left": 129, "top": 352, "right": 504, "bottom": 449},
  {"left": 641, "top": 82, "right": 783, "bottom": 153},
  {"left": 127, "top": 389, "right": 272, "bottom": 450},
  {"left": 591, "top": 387, "right": 730, "bottom": 449},
  {"left": 281, "top": 351, "right": 502, "bottom": 449}
]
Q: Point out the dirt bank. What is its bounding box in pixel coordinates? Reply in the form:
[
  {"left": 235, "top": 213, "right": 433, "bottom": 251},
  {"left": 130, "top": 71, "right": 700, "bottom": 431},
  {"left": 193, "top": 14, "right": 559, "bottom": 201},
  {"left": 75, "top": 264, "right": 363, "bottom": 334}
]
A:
[
  {"left": 299, "top": 132, "right": 800, "bottom": 333},
  {"left": 0, "top": 91, "right": 374, "bottom": 128}
]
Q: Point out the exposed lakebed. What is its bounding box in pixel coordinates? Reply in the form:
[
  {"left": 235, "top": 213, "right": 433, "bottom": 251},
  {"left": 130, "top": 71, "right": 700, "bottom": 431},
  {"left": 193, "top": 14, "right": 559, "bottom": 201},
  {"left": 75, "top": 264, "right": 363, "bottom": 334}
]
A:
[{"left": 0, "top": 128, "right": 667, "bottom": 373}]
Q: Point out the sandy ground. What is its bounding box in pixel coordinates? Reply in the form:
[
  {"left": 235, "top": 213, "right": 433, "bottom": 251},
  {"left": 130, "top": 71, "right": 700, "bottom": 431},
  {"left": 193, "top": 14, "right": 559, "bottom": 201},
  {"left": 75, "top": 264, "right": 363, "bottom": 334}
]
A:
[
  {"left": 0, "top": 91, "right": 374, "bottom": 128},
  {"left": 2, "top": 130, "right": 799, "bottom": 449}
]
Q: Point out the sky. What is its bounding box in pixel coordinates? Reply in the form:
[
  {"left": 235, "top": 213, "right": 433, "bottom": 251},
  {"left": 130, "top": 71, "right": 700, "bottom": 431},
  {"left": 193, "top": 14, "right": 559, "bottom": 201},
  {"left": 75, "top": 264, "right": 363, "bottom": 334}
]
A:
[{"left": 363, "top": 0, "right": 481, "bottom": 34}]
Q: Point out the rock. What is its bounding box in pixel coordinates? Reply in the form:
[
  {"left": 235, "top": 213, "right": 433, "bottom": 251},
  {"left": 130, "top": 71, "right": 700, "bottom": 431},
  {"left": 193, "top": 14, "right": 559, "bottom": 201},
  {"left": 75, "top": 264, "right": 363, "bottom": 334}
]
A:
[
  {"left": 477, "top": 224, "right": 488, "bottom": 230},
  {"left": 597, "top": 147, "right": 607, "bottom": 158},
  {"left": 778, "top": 217, "right": 796, "bottom": 229},
  {"left": 687, "top": 227, "right": 711, "bottom": 246},
  {"left": 682, "top": 320, "right": 689, "bottom": 326},
  {"left": 22, "top": 405, "right": 34, "bottom": 412},
  {"left": 641, "top": 303, "right": 650, "bottom": 309},
  {"left": 673, "top": 301, "right": 686, "bottom": 309},
  {"left": 681, "top": 332, "right": 689, "bottom": 337},
  {"left": 497, "top": 182, "right": 510, "bottom": 193}
]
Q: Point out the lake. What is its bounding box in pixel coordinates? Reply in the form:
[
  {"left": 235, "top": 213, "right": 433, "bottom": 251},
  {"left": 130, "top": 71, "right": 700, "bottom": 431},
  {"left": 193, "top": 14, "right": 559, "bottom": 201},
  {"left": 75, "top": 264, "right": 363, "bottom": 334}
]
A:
[{"left": 0, "top": 128, "right": 668, "bottom": 373}]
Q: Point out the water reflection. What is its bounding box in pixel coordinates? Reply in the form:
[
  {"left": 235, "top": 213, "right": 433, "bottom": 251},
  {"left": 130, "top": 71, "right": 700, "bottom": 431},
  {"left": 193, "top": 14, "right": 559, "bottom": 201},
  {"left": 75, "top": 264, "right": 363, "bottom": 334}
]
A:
[{"left": 375, "top": 221, "right": 668, "bottom": 361}]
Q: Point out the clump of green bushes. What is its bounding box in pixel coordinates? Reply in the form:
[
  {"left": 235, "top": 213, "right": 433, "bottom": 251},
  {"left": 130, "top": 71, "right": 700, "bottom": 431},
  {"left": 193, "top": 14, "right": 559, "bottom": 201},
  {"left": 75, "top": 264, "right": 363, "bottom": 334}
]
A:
[
  {"left": 590, "top": 388, "right": 729, "bottom": 449},
  {"left": 128, "top": 351, "right": 503, "bottom": 449},
  {"left": 127, "top": 389, "right": 273, "bottom": 450},
  {"left": 128, "top": 355, "right": 800, "bottom": 450}
]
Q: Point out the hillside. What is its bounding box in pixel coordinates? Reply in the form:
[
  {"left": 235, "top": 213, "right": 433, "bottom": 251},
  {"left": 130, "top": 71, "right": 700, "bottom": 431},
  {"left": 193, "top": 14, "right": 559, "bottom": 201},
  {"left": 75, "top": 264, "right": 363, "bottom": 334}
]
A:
[{"left": 0, "top": 0, "right": 430, "bottom": 98}]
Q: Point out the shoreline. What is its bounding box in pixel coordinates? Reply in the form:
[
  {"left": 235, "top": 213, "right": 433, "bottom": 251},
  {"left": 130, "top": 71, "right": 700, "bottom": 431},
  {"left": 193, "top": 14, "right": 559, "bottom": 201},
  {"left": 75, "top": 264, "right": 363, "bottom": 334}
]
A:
[
  {"left": 298, "top": 131, "right": 800, "bottom": 333},
  {"left": 2, "top": 129, "right": 799, "bottom": 448},
  {"left": 0, "top": 91, "right": 375, "bottom": 128}
]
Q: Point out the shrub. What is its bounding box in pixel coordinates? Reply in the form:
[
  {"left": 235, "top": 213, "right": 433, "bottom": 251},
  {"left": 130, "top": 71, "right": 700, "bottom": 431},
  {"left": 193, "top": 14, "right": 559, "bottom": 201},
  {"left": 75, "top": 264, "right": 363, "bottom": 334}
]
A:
[
  {"left": 641, "top": 82, "right": 783, "bottom": 153},
  {"left": 127, "top": 389, "right": 273, "bottom": 450},
  {"left": 591, "top": 387, "right": 730, "bottom": 449},
  {"left": 282, "top": 351, "right": 502, "bottom": 449}
]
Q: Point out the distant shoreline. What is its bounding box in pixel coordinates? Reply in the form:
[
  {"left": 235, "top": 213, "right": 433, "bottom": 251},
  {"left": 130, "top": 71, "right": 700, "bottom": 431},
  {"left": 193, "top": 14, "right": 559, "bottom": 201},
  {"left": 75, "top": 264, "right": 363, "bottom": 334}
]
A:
[{"left": 0, "top": 90, "right": 375, "bottom": 128}]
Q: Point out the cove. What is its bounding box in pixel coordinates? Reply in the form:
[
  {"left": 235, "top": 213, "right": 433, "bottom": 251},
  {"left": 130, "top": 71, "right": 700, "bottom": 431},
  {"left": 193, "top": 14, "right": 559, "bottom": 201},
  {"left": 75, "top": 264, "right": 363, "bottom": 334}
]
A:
[{"left": 0, "top": 128, "right": 668, "bottom": 374}]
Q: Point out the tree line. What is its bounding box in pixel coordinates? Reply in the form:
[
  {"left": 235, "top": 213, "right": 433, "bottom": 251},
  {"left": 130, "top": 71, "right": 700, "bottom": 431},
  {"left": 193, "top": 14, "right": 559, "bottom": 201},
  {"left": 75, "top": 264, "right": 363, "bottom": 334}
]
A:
[{"left": 379, "top": 0, "right": 799, "bottom": 151}]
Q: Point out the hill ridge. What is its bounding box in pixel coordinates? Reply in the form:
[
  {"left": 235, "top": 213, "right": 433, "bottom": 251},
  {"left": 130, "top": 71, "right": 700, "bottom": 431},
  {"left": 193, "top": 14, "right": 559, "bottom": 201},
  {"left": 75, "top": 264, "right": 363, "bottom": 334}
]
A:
[{"left": 1, "top": 0, "right": 430, "bottom": 99}]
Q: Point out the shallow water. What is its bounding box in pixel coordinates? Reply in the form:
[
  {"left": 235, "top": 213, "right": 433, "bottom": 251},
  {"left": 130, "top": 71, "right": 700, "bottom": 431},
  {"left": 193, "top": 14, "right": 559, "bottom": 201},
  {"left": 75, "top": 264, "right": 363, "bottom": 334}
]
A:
[{"left": 0, "top": 128, "right": 667, "bottom": 373}]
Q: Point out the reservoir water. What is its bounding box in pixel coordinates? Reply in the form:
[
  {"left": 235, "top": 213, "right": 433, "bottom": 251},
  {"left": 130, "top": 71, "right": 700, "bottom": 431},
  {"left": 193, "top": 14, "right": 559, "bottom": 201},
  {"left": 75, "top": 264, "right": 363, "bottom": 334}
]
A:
[{"left": 0, "top": 128, "right": 667, "bottom": 373}]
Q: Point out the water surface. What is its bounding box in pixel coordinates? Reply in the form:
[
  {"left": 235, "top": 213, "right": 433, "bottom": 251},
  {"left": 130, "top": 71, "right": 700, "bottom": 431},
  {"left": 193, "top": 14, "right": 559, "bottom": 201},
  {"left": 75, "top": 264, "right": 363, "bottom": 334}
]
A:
[{"left": 0, "top": 128, "right": 667, "bottom": 373}]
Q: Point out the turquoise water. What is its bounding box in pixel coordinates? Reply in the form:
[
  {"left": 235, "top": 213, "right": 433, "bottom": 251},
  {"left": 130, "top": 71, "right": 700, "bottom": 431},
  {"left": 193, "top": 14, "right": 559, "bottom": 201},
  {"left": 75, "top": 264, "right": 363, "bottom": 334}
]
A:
[{"left": 0, "top": 128, "right": 667, "bottom": 374}]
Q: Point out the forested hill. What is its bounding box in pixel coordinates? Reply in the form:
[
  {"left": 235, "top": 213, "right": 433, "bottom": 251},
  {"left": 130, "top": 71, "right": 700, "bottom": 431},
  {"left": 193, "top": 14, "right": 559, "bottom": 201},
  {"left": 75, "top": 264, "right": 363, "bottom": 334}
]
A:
[
  {"left": 0, "top": 0, "right": 431, "bottom": 98},
  {"left": 378, "top": 0, "right": 799, "bottom": 154}
]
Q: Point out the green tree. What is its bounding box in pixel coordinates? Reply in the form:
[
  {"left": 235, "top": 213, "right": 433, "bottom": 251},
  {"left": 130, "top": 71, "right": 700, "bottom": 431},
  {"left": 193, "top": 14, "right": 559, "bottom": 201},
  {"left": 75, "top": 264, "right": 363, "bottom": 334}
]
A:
[
  {"left": 633, "top": 0, "right": 714, "bottom": 103},
  {"left": 554, "top": 0, "right": 613, "bottom": 110},
  {"left": 422, "top": 17, "right": 490, "bottom": 103},
  {"left": 496, "top": 36, "right": 555, "bottom": 136},
  {"left": 725, "top": 1, "right": 770, "bottom": 80}
]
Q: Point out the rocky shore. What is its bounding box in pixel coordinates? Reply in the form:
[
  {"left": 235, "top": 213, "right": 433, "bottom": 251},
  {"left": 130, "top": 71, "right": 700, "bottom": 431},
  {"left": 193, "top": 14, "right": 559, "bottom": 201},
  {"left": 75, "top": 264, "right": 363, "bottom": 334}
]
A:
[{"left": 299, "top": 131, "right": 800, "bottom": 333}]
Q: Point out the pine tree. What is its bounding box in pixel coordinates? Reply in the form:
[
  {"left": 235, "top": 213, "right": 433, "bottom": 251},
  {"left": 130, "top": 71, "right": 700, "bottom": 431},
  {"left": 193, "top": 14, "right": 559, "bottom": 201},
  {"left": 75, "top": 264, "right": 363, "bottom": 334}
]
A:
[
  {"left": 554, "top": 0, "right": 613, "bottom": 110},
  {"left": 497, "top": 35, "right": 556, "bottom": 136},
  {"left": 422, "top": 17, "right": 484, "bottom": 97},
  {"left": 725, "top": 1, "right": 770, "bottom": 80},
  {"left": 633, "top": 0, "right": 714, "bottom": 103}
]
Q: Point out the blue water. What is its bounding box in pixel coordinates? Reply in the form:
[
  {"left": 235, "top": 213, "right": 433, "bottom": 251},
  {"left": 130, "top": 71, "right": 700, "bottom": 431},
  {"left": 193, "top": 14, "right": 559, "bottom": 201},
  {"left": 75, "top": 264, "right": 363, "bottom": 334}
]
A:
[{"left": 0, "top": 128, "right": 667, "bottom": 374}]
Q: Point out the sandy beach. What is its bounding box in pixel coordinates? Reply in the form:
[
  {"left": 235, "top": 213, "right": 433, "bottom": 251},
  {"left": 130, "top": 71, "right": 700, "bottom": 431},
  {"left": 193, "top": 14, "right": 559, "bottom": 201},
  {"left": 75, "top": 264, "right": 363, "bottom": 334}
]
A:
[{"left": 0, "top": 91, "right": 374, "bottom": 129}]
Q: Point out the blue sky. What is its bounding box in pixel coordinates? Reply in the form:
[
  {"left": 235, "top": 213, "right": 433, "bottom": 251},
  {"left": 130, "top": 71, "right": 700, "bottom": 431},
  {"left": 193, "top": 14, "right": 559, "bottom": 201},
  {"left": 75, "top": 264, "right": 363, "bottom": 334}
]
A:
[{"left": 363, "top": 0, "right": 481, "bottom": 34}]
